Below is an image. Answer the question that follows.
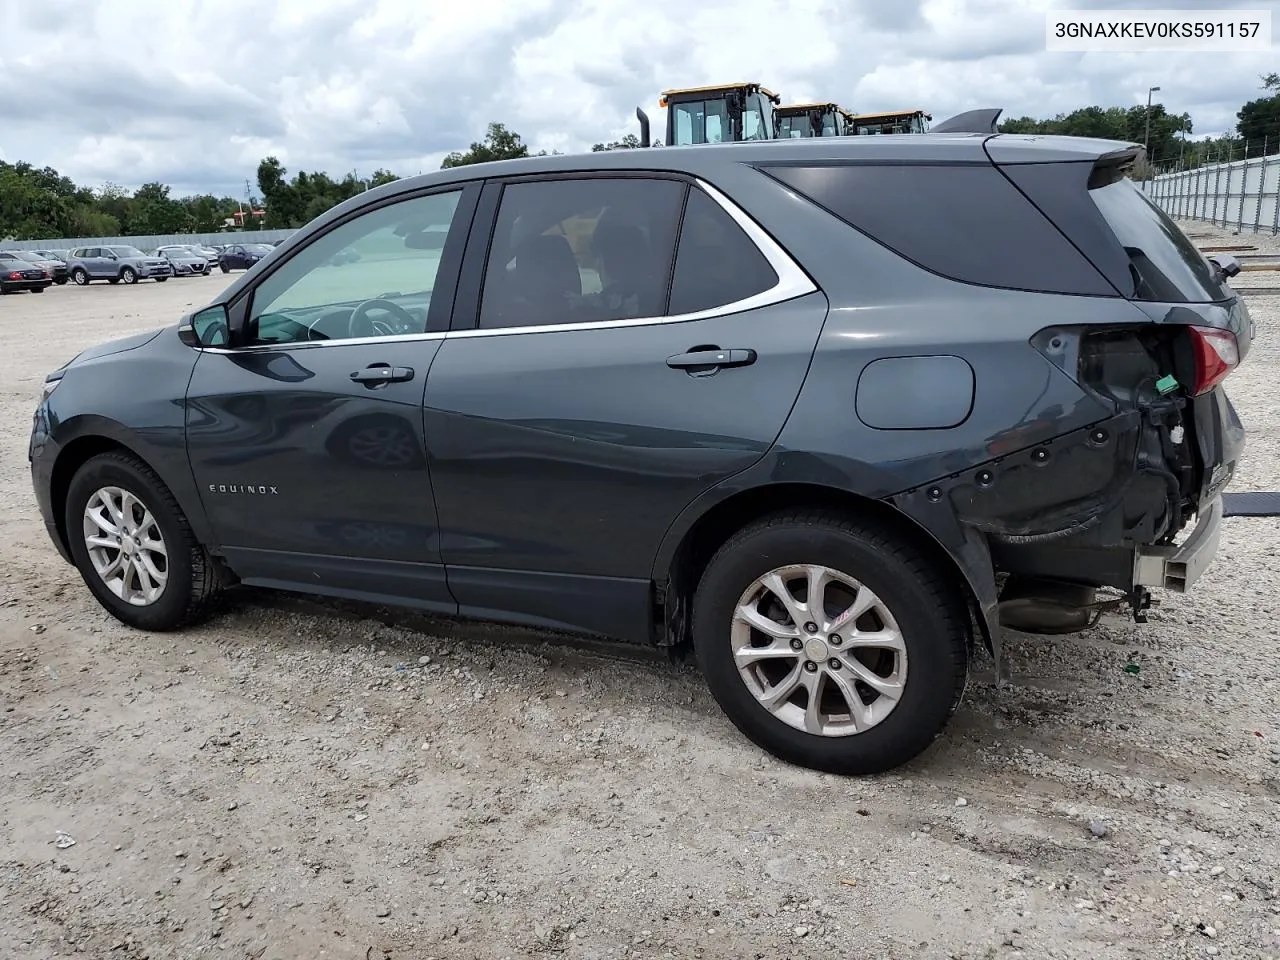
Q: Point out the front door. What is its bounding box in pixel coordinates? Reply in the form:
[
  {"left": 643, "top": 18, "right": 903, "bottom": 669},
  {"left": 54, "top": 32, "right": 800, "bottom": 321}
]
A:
[
  {"left": 184, "top": 184, "right": 476, "bottom": 608},
  {"left": 424, "top": 174, "right": 828, "bottom": 640}
]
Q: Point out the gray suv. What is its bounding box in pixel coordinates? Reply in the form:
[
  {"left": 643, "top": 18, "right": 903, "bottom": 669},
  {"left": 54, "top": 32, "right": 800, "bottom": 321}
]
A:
[
  {"left": 28, "top": 129, "right": 1249, "bottom": 775},
  {"left": 65, "top": 245, "right": 172, "bottom": 285}
]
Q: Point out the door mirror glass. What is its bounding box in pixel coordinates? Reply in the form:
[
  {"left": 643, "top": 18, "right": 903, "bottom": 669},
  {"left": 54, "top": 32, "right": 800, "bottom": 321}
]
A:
[{"left": 179, "top": 304, "right": 231, "bottom": 348}]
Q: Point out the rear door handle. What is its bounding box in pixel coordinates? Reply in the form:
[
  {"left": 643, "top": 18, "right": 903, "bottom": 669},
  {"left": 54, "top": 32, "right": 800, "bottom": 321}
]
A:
[
  {"left": 350, "top": 364, "right": 414, "bottom": 385},
  {"left": 666, "top": 348, "right": 757, "bottom": 370}
]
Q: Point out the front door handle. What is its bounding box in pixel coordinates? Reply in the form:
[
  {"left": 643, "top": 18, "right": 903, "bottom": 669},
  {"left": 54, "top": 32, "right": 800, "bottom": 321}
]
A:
[
  {"left": 350, "top": 364, "right": 414, "bottom": 385},
  {"left": 666, "top": 348, "right": 757, "bottom": 370}
]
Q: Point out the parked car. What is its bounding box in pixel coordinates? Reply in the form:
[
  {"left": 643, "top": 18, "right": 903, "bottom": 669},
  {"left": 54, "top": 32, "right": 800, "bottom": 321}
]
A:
[
  {"left": 154, "top": 245, "right": 211, "bottom": 277},
  {"left": 0, "top": 250, "right": 69, "bottom": 284},
  {"left": 64, "top": 245, "right": 172, "bottom": 285},
  {"left": 218, "top": 243, "right": 274, "bottom": 272},
  {"left": 0, "top": 255, "right": 52, "bottom": 293},
  {"left": 32, "top": 250, "right": 70, "bottom": 264},
  {"left": 188, "top": 244, "right": 221, "bottom": 261},
  {"left": 29, "top": 129, "right": 1250, "bottom": 775}
]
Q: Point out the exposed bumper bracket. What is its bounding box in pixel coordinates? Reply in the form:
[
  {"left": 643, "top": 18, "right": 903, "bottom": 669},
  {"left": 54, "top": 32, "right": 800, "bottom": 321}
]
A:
[{"left": 1133, "top": 497, "right": 1223, "bottom": 593}]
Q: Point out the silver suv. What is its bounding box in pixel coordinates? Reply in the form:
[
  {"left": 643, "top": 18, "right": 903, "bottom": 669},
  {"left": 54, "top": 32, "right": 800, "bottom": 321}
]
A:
[{"left": 65, "top": 245, "right": 173, "bottom": 285}]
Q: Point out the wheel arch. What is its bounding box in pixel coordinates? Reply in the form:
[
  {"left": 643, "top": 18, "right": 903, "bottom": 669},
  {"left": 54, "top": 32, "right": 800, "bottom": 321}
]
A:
[
  {"left": 654, "top": 481, "right": 997, "bottom": 657},
  {"left": 48, "top": 420, "right": 217, "bottom": 560}
]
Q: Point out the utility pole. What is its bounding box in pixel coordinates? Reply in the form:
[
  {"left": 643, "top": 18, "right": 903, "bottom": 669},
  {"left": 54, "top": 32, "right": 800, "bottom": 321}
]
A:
[{"left": 1145, "top": 85, "right": 1161, "bottom": 155}]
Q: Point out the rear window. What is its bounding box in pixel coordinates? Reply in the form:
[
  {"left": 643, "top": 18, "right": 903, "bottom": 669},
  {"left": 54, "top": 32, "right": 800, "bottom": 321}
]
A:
[
  {"left": 1088, "top": 177, "right": 1230, "bottom": 303},
  {"left": 761, "top": 162, "right": 1116, "bottom": 296}
]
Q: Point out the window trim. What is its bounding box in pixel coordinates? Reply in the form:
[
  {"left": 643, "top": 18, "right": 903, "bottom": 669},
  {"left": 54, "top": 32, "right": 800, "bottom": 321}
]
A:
[{"left": 199, "top": 177, "right": 815, "bottom": 354}]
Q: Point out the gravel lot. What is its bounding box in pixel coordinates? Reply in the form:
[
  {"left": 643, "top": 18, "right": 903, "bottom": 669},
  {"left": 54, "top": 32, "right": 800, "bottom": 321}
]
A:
[{"left": 2, "top": 228, "right": 1278, "bottom": 960}]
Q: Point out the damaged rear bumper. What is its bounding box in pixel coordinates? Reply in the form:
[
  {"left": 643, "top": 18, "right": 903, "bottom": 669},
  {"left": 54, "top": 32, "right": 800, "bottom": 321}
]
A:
[{"left": 1133, "top": 496, "right": 1223, "bottom": 592}]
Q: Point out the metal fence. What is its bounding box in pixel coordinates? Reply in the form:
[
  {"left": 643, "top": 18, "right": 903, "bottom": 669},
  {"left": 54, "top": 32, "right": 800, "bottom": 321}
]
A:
[
  {"left": 1144, "top": 154, "right": 1280, "bottom": 235},
  {"left": 0, "top": 228, "right": 298, "bottom": 253}
]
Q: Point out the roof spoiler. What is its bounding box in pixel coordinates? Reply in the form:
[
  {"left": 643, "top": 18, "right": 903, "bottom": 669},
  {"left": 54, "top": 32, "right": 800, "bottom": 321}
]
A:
[{"left": 930, "top": 107, "right": 1003, "bottom": 134}]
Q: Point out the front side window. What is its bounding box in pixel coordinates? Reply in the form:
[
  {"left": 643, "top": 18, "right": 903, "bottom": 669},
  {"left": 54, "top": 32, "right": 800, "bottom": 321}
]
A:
[
  {"left": 478, "top": 177, "right": 685, "bottom": 330},
  {"left": 246, "top": 189, "right": 463, "bottom": 345},
  {"left": 742, "top": 94, "right": 769, "bottom": 141}
]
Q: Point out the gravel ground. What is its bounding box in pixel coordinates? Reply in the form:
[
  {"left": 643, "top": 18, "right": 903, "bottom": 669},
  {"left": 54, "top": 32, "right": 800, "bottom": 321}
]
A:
[{"left": 1, "top": 237, "right": 1278, "bottom": 960}]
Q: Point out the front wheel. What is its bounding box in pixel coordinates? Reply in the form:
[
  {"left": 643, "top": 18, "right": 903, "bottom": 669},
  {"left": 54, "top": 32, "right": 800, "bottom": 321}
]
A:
[
  {"left": 65, "top": 452, "right": 222, "bottom": 631},
  {"left": 219, "top": 263, "right": 230, "bottom": 274},
  {"left": 120, "top": 267, "right": 137, "bottom": 284},
  {"left": 692, "top": 510, "right": 970, "bottom": 775}
]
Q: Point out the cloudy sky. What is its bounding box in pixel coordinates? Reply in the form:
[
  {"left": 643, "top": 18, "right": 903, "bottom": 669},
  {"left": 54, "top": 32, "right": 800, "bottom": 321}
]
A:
[{"left": 1, "top": 0, "right": 1275, "bottom": 199}]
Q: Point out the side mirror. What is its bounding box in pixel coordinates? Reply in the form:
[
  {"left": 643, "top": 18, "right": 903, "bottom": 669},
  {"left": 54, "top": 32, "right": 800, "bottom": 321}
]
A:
[
  {"left": 1207, "top": 253, "right": 1241, "bottom": 279},
  {"left": 105, "top": 252, "right": 118, "bottom": 260},
  {"left": 178, "top": 304, "right": 231, "bottom": 349}
]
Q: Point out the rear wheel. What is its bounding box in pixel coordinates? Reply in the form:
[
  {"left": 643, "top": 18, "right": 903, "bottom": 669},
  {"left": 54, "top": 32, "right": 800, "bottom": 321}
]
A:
[
  {"left": 692, "top": 510, "right": 970, "bottom": 775},
  {"left": 71, "top": 268, "right": 89, "bottom": 285},
  {"left": 65, "top": 452, "right": 222, "bottom": 631},
  {"left": 32, "top": 286, "right": 45, "bottom": 293},
  {"left": 120, "top": 267, "right": 137, "bottom": 284}
]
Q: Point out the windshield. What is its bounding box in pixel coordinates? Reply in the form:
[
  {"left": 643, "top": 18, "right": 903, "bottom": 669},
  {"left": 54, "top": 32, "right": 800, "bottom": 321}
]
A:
[
  {"left": 108, "top": 246, "right": 146, "bottom": 258},
  {"left": 671, "top": 98, "right": 730, "bottom": 145},
  {"left": 1089, "top": 177, "right": 1229, "bottom": 303}
]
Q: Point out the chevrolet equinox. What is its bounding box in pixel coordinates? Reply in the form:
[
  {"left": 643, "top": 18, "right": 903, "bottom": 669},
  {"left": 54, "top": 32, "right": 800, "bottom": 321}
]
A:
[{"left": 29, "top": 130, "right": 1249, "bottom": 774}]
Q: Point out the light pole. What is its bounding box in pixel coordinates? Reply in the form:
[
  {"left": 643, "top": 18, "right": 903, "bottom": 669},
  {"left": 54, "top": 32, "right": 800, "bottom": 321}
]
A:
[{"left": 1145, "top": 85, "right": 1161, "bottom": 155}]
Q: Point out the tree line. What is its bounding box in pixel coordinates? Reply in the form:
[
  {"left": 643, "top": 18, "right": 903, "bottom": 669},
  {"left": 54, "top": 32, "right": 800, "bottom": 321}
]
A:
[{"left": 6, "top": 78, "right": 1279, "bottom": 241}]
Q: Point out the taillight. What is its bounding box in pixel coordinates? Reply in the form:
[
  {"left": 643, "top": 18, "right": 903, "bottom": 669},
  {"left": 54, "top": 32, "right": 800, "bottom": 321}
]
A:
[
  {"left": 7, "top": 271, "right": 21, "bottom": 280},
  {"left": 1188, "top": 326, "right": 1239, "bottom": 396}
]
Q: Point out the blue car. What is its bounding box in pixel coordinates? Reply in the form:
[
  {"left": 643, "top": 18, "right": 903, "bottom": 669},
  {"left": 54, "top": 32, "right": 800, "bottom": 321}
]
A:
[{"left": 217, "top": 243, "right": 274, "bottom": 273}]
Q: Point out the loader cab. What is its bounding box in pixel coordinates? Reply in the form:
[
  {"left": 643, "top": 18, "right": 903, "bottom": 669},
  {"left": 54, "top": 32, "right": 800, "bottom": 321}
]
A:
[
  {"left": 661, "top": 83, "right": 781, "bottom": 145},
  {"left": 777, "top": 103, "right": 855, "bottom": 138},
  {"left": 849, "top": 109, "right": 932, "bottom": 135}
]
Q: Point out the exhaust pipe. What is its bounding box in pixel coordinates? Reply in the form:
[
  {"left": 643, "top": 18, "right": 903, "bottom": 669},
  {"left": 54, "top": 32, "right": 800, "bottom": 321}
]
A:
[{"left": 636, "top": 107, "right": 651, "bottom": 148}]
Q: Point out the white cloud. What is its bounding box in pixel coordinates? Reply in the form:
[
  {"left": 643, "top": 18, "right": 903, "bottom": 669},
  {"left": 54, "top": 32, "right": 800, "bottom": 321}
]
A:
[{"left": 0, "top": 0, "right": 1275, "bottom": 197}]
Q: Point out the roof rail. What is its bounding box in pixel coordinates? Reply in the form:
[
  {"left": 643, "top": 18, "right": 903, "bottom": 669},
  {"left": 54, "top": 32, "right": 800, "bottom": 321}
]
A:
[{"left": 930, "top": 107, "right": 1004, "bottom": 134}]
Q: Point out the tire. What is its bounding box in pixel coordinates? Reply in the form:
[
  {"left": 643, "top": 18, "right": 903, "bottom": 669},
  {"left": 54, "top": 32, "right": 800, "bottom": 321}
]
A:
[
  {"left": 64, "top": 452, "right": 222, "bottom": 631},
  {"left": 155, "top": 277, "right": 168, "bottom": 283},
  {"left": 55, "top": 278, "right": 68, "bottom": 285},
  {"left": 32, "top": 286, "right": 45, "bottom": 293},
  {"left": 219, "top": 263, "right": 230, "bottom": 274},
  {"left": 202, "top": 268, "right": 211, "bottom": 276},
  {"left": 692, "top": 510, "right": 969, "bottom": 775},
  {"left": 72, "top": 268, "right": 89, "bottom": 285},
  {"left": 120, "top": 267, "right": 137, "bottom": 284}
]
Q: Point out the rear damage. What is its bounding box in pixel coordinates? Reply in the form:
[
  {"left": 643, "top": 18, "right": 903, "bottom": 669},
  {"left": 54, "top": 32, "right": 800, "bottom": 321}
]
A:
[{"left": 895, "top": 141, "right": 1250, "bottom": 634}]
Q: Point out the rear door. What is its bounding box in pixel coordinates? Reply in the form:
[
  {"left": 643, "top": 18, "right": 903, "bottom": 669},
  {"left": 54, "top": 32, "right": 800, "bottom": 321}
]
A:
[{"left": 423, "top": 173, "right": 828, "bottom": 641}]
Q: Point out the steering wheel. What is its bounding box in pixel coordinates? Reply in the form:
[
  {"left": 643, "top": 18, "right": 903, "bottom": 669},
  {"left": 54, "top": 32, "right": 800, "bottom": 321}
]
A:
[{"left": 347, "top": 299, "right": 418, "bottom": 339}]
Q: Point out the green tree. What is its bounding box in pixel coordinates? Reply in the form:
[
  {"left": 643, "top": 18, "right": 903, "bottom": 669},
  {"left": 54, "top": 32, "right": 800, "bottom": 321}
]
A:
[
  {"left": 442, "top": 122, "right": 532, "bottom": 167},
  {"left": 368, "top": 168, "right": 399, "bottom": 187},
  {"left": 591, "top": 133, "right": 643, "bottom": 151},
  {"left": 1237, "top": 73, "right": 1280, "bottom": 157}
]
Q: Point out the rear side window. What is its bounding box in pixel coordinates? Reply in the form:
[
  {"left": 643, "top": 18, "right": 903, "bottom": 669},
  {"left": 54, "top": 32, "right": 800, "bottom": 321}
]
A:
[
  {"left": 669, "top": 188, "right": 778, "bottom": 314},
  {"left": 1088, "top": 177, "right": 1230, "bottom": 303},
  {"left": 479, "top": 177, "right": 685, "bottom": 329},
  {"left": 761, "top": 163, "right": 1116, "bottom": 296}
]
